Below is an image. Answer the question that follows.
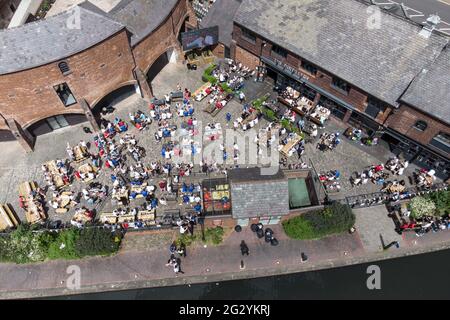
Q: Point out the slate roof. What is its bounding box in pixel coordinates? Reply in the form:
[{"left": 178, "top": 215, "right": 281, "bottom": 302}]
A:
[
  {"left": 108, "top": 0, "right": 178, "bottom": 46},
  {"left": 234, "top": 0, "right": 449, "bottom": 107},
  {"left": 229, "top": 168, "right": 289, "bottom": 219},
  {"left": 230, "top": 180, "right": 290, "bottom": 219},
  {"left": 200, "top": 0, "right": 242, "bottom": 47},
  {"left": 0, "top": 6, "right": 125, "bottom": 75},
  {"left": 400, "top": 47, "right": 450, "bottom": 125},
  {"left": 228, "top": 167, "right": 286, "bottom": 183}
]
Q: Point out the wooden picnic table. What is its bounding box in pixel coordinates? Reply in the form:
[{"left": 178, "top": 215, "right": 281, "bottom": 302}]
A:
[
  {"left": 45, "top": 160, "right": 68, "bottom": 189},
  {"left": 137, "top": 210, "right": 156, "bottom": 224},
  {"left": 280, "top": 135, "right": 302, "bottom": 157},
  {"left": 19, "top": 182, "right": 46, "bottom": 224},
  {"left": 193, "top": 82, "right": 212, "bottom": 101},
  {"left": 99, "top": 212, "right": 118, "bottom": 224},
  {"left": 73, "top": 145, "right": 88, "bottom": 162},
  {"left": 241, "top": 110, "right": 260, "bottom": 127},
  {"left": 78, "top": 163, "right": 97, "bottom": 183},
  {"left": 118, "top": 214, "right": 136, "bottom": 223},
  {"left": 0, "top": 204, "right": 19, "bottom": 231},
  {"left": 72, "top": 208, "right": 94, "bottom": 224}
]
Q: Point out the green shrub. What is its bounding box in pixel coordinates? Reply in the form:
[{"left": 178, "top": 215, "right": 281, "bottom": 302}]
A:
[
  {"left": 47, "top": 229, "right": 80, "bottom": 260},
  {"left": 75, "top": 228, "right": 120, "bottom": 257},
  {"left": 204, "top": 226, "right": 224, "bottom": 245},
  {"left": 7, "top": 225, "right": 50, "bottom": 263},
  {"left": 424, "top": 190, "right": 450, "bottom": 217},
  {"left": 0, "top": 226, "right": 121, "bottom": 264},
  {"left": 283, "top": 203, "right": 355, "bottom": 240},
  {"left": 409, "top": 196, "right": 437, "bottom": 219},
  {"left": 282, "top": 217, "right": 315, "bottom": 239},
  {"left": 177, "top": 233, "right": 198, "bottom": 247}
]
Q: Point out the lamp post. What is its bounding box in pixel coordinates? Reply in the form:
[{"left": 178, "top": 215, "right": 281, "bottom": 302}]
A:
[{"left": 198, "top": 214, "right": 205, "bottom": 241}]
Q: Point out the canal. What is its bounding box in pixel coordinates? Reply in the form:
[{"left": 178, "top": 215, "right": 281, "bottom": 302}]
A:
[{"left": 55, "top": 248, "right": 450, "bottom": 299}]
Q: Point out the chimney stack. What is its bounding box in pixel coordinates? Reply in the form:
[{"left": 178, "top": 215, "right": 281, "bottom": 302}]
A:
[{"left": 419, "top": 14, "right": 441, "bottom": 39}]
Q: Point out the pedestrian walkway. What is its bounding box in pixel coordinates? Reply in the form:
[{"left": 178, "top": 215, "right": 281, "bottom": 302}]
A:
[{"left": 353, "top": 206, "right": 402, "bottom": 252}]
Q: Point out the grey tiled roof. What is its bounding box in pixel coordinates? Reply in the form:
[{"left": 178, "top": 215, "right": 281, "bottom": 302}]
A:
[
  {"left": 400, "top": 47, "right": 450, "bottom": 125},
  {"left": 201, "top": 0, "right": 242, "bottom": 47},
  {"left": 231, "top": 180, "right": 290, "bottom": 219},
  {"left": 228, "top": 167, "right": 285, "bottom": 183},
  {"left": 234, "top": 0, "right": 449, "bottom": 107},
  {"left": 0, "top": 6, "right": 125, "bottom": 75},
  {"left": 108, "top": 0, "right": 178, "bottom": 46},
  {"left": 229, "top": 168, "right": 289, "bottom": 218}
]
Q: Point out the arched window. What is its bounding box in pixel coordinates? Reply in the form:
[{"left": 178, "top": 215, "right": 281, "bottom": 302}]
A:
[
  {"left": 58, "top": 61, "right": 70, "bottom": 75},
  {"left": 413, "top": 120, "right": 428, "bottom": 131}
]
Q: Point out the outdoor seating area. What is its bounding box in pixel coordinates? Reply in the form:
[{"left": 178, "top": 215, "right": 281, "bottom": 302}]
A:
[
  {"left": 278, "top": 87, "right": 331, "bottom": 127},
  {"left": 18, "top": 182, "right": 47, "bottom": 224}
]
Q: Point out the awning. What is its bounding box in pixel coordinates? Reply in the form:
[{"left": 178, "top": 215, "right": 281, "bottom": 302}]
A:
[{"left": 261, "top": 56, "right": 357, "bottom": 112}]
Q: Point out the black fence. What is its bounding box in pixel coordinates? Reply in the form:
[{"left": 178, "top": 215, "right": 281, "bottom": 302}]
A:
[{"left": 333, "top": 182, "right": 448, "bottom": 209}]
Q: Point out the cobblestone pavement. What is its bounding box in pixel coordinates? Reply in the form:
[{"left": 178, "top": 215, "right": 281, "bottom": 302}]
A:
[
  {"left": 353, "top": 206, "right": 403, "bottom": 252},
  {"left": 0, "top": 60, "right": 435, "bottom": 224}
]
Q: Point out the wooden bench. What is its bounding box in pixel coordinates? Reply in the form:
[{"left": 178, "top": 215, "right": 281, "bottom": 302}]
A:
[
  {"left": 280, "top": 136, "right": 302, "bottom": 157},
  {"left": 137, "top": 210, "right": 156, "bottom": 225},
  {"left": 0, "top": 204, "right": 20, "bottom": 231},
  {"left": 99, "top": 212, "right": 118, "bottom": 224},
  {"left": 118, "top": 214, "right": 136, "bottom": 223},
  {"left": 193, "top": 82, "right": 212, "bottom": 101}
]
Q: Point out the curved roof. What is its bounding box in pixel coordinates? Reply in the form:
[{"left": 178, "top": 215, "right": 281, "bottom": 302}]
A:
[
  {"left": 0, "top": 0, "right": 181, "bottom": 75},
  {"left": 0, "top": 6, "right": 125, "bottom": 75},
  {"left": 108, "top": 0, "right": 179, "bottom": 46}
]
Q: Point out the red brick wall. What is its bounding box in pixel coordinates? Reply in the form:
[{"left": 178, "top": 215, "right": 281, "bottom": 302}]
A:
[
  {"left": 0, "top": 1, "right": 195, "bottom": 135},
  {"left": 235, "top": 46, "right": 260, "bottom": 70},
  {"left": 133, "top": 0, "right": 191, "bottom": 73},
  {"left": 0, "top": 30, "right": 136, "bottom": 129},
  {"left": 386, "top": 104, "right": 450, "bottom": 156},
  {"left": 212, "top": 43, "right": 226, "bottom": 59},
  {"left": 232, "top": 24, "right": 394, "bottom": 124}
]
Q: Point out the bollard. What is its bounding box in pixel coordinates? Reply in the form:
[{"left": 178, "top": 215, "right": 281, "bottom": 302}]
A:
[{"left": 301, "top": 252, "right": 308, "bottom": 263}]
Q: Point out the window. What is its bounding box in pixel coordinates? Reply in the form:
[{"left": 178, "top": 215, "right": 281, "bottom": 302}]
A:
[
  {"left": 365, "top": 96, "right": 386, "bottom": 118},
  {"left": 331, "top": 77, "right": 351, "bottom": 94},
  {"left": 301, "top": 60, "right": 317, "bottom": 76},
  {"left": 54, "top": 83, "right": 76, "bottom": 107},
  {"left": 241, "top": 28, "right": 256, "bottom": 44},
  {"left": 271, "top": 44, "right": 288, "bottom": 58},
  {"left": 430, "top": 132, "right": 450, "bottom": 154},
  {"left": 413, "top": 120, "right": 428, "bottom": 131},
  {"left": 58, "top": 61, "right": 71, "bottom": 75}
]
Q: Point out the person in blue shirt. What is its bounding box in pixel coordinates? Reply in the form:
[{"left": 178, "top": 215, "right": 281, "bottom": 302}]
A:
[
  {"left": 182, "top": 183, "right": 188, "bottom": 193},
  {"left": 226, "top": 112, "right": 232, "bottom": 124},
  {"left": 194, "top": 203, "right": 202, "bottom": 213},
  {"left": 188, "top": 184, "right": 195, "bottom": 193}
]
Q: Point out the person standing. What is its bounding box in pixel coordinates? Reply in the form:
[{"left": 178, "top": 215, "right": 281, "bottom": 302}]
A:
[
  {"left": 239, "top": 91, "right": 246, "bottom": 103},
  {"left": 240, "top": 240, "right": 249, "bottom": 256},
  {"left": 226, "top": 112, "right": 232, "bottom": 126},
  {"left": 177, "top": 243, "right": 187, "bottom": 258}
]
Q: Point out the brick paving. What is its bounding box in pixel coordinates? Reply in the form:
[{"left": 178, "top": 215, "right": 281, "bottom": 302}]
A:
[{"left": 0, "top": 60, "right": 435, "bottom": 224}]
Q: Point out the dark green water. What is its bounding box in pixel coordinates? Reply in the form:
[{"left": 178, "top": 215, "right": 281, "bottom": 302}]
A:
[{"left": 55, "top": 249, "right": 450, "bottom": 299}]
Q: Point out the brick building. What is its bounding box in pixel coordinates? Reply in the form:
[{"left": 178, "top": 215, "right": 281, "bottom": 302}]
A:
[
  {"left": 0, "top": 0, "right": 197, "bottom": 151},
  {"left": 202, "top": 0, "right": 450, "bottom": 178}
]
